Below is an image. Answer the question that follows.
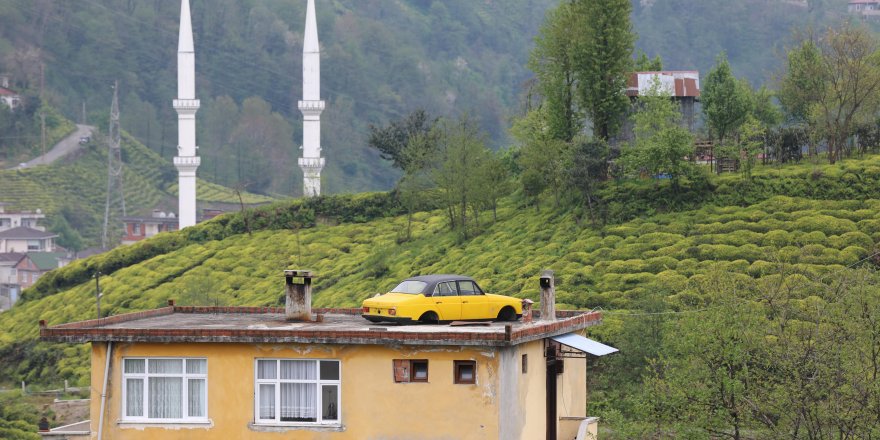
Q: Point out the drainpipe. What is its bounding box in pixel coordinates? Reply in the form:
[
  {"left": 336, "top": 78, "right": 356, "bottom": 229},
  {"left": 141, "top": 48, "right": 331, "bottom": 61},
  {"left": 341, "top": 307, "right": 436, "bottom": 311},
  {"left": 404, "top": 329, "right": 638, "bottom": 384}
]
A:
[{"left": 97, "top": 341, "right": 113, "bottom": 440}]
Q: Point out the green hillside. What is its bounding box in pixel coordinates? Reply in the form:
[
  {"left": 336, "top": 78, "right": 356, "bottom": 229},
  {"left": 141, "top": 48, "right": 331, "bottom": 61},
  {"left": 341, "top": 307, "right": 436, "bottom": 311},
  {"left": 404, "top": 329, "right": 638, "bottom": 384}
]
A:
[
  {"left": 3, "top": 155, "right": 880, "bottom": 386},
  {"left": 0, "top": 130, "right": 274, "bottom": 246}
]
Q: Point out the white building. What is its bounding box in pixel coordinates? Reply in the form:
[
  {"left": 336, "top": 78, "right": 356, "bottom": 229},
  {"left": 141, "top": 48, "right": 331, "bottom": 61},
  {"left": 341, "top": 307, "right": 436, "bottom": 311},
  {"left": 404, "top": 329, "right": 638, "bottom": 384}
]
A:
[
  {"left": 298, "top": 0, "right": 326, "bottom": 197},
  {"left": 0, "top": 203, "right": 46, "bottom": 231},
  {"left": 173, "top": 0, "right": 200, "bottom": 228}
]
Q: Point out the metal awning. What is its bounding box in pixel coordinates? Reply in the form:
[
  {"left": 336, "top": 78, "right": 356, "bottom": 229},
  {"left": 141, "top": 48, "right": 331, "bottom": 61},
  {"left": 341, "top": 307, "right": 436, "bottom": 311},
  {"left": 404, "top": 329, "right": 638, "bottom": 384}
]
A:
[{"left": 551, "top": 333, "right": 618, "bottom": 357}]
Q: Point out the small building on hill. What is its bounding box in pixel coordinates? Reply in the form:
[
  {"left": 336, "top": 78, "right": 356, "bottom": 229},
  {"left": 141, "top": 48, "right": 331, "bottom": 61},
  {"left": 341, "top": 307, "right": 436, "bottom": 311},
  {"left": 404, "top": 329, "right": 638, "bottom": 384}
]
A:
[
  {"left": 41, "top": 271, "right": 616, "bottom": 440},
  {"left": 849, "top": 0, "right": 880, "bottom": 17},
  {"left": 15, "top": 252, "right": 68, "bottom": 289},
  {"left": 0, "top": 76, "right": 21, "bottom": 111},
  {"left": 121, "top": 210, "right": 180, "bottom": 245},
  {"left": 625, "top": 71, "right": 701, "bottom": 132},
  {"left": 0, "top": 203, "right": 47, "bottom": 232},
  {"left": 0, "top": 253, "right": 24, "bottom": 311},
  {"left": 0, "top": 226, "right": 57, "bottom": 253}
]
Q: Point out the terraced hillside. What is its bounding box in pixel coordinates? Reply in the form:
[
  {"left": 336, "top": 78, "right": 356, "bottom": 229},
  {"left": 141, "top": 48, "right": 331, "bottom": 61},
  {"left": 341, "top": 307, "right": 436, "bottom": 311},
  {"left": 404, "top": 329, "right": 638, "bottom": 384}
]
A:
[
  {"left": 0, "top": 132, "right": 274, "bottom": 245},
  {"left": 4, "top": 156, "right": 880, "bottom": 385}
]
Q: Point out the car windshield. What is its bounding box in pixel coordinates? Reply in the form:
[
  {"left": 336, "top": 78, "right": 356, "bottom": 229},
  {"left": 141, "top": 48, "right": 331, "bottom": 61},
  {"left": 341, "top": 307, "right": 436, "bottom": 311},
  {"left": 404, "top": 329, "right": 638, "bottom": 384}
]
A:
[{"left": 390, "top": 280, "right": 428, "bottom": 294}]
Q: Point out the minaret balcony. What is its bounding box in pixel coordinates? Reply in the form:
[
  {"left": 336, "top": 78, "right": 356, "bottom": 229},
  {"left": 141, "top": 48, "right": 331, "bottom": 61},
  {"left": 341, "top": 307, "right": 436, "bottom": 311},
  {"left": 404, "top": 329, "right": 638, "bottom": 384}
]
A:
[
  {"left": 298, "top": 100, "right": 326, "bottom": 111},
  {"left": 173, "top": 99, "right": 201, "bottom": 111},
  {"left": 298, "top": 157, "right": 325, "bottom": 170},
  {"left": 174, "top": 155, "right": 201, "bottom": 169}
]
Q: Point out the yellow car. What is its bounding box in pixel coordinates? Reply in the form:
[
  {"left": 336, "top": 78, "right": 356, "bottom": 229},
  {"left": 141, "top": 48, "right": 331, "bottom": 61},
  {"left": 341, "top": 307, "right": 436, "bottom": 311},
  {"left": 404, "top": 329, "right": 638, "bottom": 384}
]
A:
[{"left": 361, "top": 275, "right": 523, "bottom": 324}]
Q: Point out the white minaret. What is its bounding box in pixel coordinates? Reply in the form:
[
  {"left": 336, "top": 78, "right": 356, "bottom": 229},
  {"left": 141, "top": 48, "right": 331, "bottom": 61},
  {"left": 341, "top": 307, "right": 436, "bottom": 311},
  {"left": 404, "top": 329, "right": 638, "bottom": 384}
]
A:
[
  {"left": 174, "top": 0, "right": 200, "bottom": 227},
  {"left": 298, "top": 0, "right": 325, "bottom": 197}
]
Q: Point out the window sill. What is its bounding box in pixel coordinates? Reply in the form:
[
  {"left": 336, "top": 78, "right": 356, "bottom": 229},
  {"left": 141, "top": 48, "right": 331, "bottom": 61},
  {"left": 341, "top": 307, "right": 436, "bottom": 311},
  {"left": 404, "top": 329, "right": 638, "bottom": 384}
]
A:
[
  {"left": 117, "top": 420, "right": 213, "bottom": 429},
  {"left": 248, "top": 422, "right": 345, "bottom": 433}
]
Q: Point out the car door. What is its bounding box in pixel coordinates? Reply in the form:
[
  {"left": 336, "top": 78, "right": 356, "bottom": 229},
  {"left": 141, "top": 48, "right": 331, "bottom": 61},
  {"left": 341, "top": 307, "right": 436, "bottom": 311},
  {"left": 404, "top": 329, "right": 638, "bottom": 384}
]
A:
[
  {"left": 458, "top": 280, "right": 489, "bottom": 320},
  {"left": 431, "top": 281, "right": 461, "bottom": 321}
]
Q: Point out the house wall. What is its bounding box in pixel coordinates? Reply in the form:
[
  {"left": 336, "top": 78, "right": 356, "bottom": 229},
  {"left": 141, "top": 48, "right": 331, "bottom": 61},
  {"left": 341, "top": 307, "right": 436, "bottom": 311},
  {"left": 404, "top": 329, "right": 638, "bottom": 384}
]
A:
[
  {"left": 497, "top": 340, "right": 588, "bottom": 440},
  {"left": 1, "top": 237, "right": 52, "bottom": 253},
  {"left": 90, "top": 341, "right": 507, "bottom": 440}
]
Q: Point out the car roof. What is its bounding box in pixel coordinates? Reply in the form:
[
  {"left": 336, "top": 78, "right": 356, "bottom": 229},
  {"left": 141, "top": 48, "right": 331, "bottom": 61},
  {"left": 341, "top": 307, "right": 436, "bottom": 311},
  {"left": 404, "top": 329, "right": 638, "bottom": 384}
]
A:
[{"left": 405, "top": 274, "right": 476, "bottom": 284}]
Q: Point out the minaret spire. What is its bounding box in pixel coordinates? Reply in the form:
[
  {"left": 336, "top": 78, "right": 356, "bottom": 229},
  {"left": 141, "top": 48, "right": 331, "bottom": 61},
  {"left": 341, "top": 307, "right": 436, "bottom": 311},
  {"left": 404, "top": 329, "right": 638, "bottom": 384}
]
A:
[
  {"left": 298, "top": 0, "right": 325, "bottom": 197},
  {"left": 174, "top": 0, "right": 200, "bottom": 227}
]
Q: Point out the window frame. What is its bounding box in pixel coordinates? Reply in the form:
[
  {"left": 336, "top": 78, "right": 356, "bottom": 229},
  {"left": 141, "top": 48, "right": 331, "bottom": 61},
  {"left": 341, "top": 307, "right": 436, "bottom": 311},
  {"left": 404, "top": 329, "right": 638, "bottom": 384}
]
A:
[
  {"left": 393, "top": 359, "right": 429, "bottom": 383},
  {"left": 454, "top": 360, "right": 477, "bottom": 384},
  {"left": 253, "top": 359, "right": 342, "bottom": 426},
  {"left": 120, "top": 357, "right": 209, "bottom": 423}
]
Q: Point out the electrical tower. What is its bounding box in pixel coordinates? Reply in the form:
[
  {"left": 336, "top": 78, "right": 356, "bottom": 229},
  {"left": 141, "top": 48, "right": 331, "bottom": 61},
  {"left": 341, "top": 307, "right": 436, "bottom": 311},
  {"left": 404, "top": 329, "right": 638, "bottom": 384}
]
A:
[{"left": 102, "top": 80, "right": 126, "bottom": 249}]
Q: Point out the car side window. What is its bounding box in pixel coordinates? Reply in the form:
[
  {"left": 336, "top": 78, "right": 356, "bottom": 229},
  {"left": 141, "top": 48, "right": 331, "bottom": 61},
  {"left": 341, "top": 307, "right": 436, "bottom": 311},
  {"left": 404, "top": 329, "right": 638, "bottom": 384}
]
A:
[
  {"left": 434, "top": 282, "right": 457, "bottom": 297},
  {"left": 457, "top": 280, "right": 482, "bottom": 296}
]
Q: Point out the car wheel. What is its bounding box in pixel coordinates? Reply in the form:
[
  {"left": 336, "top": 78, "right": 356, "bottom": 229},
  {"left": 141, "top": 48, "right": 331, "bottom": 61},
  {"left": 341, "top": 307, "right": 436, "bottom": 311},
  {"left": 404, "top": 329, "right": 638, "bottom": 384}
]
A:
[
  {"left": 497, "top": 306, "right": 517, "bottom": 322},
  {"left": 418, "top": 311, "right": 439, "bottom": 324}
]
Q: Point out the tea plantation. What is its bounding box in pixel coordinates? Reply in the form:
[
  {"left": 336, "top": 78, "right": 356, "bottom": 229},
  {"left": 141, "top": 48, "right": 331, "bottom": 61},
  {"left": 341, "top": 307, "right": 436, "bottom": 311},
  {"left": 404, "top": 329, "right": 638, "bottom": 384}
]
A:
[
  {"left": 0, "top": 131, "right": 273, "bottom": 245},
  {"left": 3, "top": 151, "right": 880, "bottom": 385}
]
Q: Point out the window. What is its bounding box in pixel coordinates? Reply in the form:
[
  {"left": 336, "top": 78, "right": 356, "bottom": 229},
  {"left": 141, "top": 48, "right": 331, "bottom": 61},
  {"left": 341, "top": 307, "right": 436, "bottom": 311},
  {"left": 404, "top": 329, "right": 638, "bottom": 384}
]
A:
[
  {"left": 433, "top": 282, "right": 457, "bottom": 297},
  {"left": 0, "top": 218, "right": 10, "bottom": 228},
  {"left": 522, "top": 354, "right": 528, "bottom": 374},
  {"left": 27, "top": 240, "right": 42, "bottom": 251},
  {"left": 393, "top": 359, "right": 429, "bottom": 383},
  {"left": 457, "top": 280, "right": 482, "bottom": 296},
  {"left": 133, "top": 223, "right": 142, "bottom": 235},
  {"left": 454, "top": 360, "right": 476, "bottom": 384},
  {"left": 255, "top": 359, "right": 340, "bottom": 425},
  {"left": 122, "top": 358, "right": 207, "bottom": 422}
]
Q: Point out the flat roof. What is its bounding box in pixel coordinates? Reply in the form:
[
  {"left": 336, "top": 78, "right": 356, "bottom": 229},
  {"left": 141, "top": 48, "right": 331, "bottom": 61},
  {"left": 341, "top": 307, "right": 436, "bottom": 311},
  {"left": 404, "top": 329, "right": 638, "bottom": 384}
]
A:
[{"left": 40, "top": 306, "right": 603, "bottom": 347}]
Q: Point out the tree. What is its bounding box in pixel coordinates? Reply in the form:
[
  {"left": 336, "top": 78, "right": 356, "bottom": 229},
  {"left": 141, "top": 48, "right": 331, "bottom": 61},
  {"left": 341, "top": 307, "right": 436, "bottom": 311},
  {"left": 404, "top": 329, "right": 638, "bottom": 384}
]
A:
[
  {"left": 573, "top": 0, "right": 635, "bottom": 141},
  {"left": 702, "top": 53, "right": 752, "bottom": 147},
  {"left": 566, "top": 138, "right": 608, "bottom": 224},
  {"left": 511, "top": 106, "right": 570, "bottom": 208},
  {"left": 619, "top": 78, "right": 695, "bottom": 185},
  {"left": 779, "top": 37, "right": 824, "bottom": 124},
  {"left": 367, "top": 110, "right": 438, "bottom": 171},
  {"left": 634, "top": 49, "right": 663, "bottom": 72},
  {"left": 811, "top": 24, "right": 880, "bottom": 164},
  {"left": 736, "top": 116, "right": 764, "bottom": 180},
  {"left": 528, "top": 2, "right": 582, "bottom": 142},
  {"left": 432, "top": 114, "right": 492, "bottom": 239}
]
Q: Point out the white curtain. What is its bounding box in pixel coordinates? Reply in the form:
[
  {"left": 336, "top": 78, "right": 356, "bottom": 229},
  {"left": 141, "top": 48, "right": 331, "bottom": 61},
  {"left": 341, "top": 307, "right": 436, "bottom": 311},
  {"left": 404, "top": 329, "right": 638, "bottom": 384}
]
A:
[
  {"left": 126, "top": 379, "right": 143, "bottom": 417},
  {"left": 259, "top": 384, "right": 275, "bottom": 419},
  {"left": 149, "top": 377, "right": 182, "bottom": 419},
  {"left": 188, "top": 379, "right": 205, "bottom": 418},
  {"left": 258, "top": 360, "right": 276, "bottom": 379},
  {"left": 149, "top": 359, "right": 183, "bottom": 374},
  {"left": 281, "top": 383, "right": 316, "bottom": 421},
  {"left": 186, "top": 359, "right": 206, "bottom": 375},
  {"left": 124, "top": 359, "right": 145, "bottom": 374},
  {"left": 280, "top": 360, "right": 315, "bottom": 380}
]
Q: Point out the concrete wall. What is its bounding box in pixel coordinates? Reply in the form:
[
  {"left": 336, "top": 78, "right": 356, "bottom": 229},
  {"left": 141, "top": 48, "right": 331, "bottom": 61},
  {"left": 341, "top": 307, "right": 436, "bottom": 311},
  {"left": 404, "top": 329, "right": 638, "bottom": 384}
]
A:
[
  {"left": 497, "top": 339, "right": 588, "bottom": 440},
  {"left": 90, "top": 341, "right": 509, "bottom": 440}
]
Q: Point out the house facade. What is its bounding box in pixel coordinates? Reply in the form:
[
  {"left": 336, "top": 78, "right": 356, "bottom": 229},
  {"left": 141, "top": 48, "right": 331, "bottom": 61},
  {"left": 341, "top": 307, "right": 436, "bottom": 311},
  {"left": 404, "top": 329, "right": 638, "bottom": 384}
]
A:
[
  {"left": 0, "top": 203, "right": 47, "bottom": 231},
  {"left": 0, "top": 76, "right": 21, "bottom": 111},
  {"left": 15, "top": 252, "right": 66, "bottom": 289},
  {"left": 121, "top": 211, "right": 180, "bottom": 245},
  {"left": 41, "top": 272, "right": 615, "bottom": 439},
  {"left": 0, "top": 227, "right": 57, "bottom": 253},
  {"left": 849, "top": 0, "right": 880, "bottom": 16}
]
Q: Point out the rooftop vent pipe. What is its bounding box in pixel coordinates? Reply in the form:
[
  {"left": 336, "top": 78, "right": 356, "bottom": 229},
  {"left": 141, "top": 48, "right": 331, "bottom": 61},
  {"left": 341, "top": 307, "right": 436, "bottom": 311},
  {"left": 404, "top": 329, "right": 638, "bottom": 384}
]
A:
[
  {"left": 285, "top": 269, "right": 314, "bottom": 321},
  {"left": 539, "top": 269, "right": 556, "bottom": 321}
]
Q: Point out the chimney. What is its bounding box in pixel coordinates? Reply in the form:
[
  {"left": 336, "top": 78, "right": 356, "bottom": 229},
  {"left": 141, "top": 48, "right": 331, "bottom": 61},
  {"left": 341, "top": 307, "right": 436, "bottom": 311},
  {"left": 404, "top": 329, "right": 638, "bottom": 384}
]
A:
[
  {"left": 539, "top": 270, "right": 556, "bottom": 321},
  {"left": 285, "top": 269, "right": 314, "bottom": 321}
]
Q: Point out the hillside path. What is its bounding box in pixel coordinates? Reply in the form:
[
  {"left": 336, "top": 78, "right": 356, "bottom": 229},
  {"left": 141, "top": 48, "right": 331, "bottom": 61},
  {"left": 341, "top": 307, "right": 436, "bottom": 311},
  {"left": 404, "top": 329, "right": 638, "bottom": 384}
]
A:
[{"left": 9, "top": 124, "right": 95, "bottom": 169}]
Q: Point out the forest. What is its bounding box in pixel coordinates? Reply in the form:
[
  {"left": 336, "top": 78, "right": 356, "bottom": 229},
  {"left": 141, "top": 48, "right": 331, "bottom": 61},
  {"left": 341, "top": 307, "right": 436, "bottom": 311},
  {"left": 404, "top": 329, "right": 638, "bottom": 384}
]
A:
[{"left": 3, "top": 0, "right": 880, "bottom": 438}]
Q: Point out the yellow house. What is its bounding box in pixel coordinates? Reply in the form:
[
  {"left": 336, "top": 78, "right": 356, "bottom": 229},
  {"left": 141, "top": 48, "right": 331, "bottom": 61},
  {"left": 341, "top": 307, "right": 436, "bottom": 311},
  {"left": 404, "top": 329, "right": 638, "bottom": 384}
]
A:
[{"left": 41, "top": 271, "right": 616, "bottom": 440}]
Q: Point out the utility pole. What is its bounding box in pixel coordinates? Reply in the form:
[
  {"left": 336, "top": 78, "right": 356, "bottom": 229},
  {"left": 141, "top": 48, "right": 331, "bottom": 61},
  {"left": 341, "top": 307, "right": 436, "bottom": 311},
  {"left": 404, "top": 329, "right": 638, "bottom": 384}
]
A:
[
  {"left": 102, "top": 81, "right": 126, "bottom": 249},
  {"left": 94, "top": 271, "right": 102, "bottom": 319},
  {"left": 81, "top": 101, "right": 87, "bottom": 125},
  {"left": 40, "top": 111, "right": 46, "bottom": 163}
]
